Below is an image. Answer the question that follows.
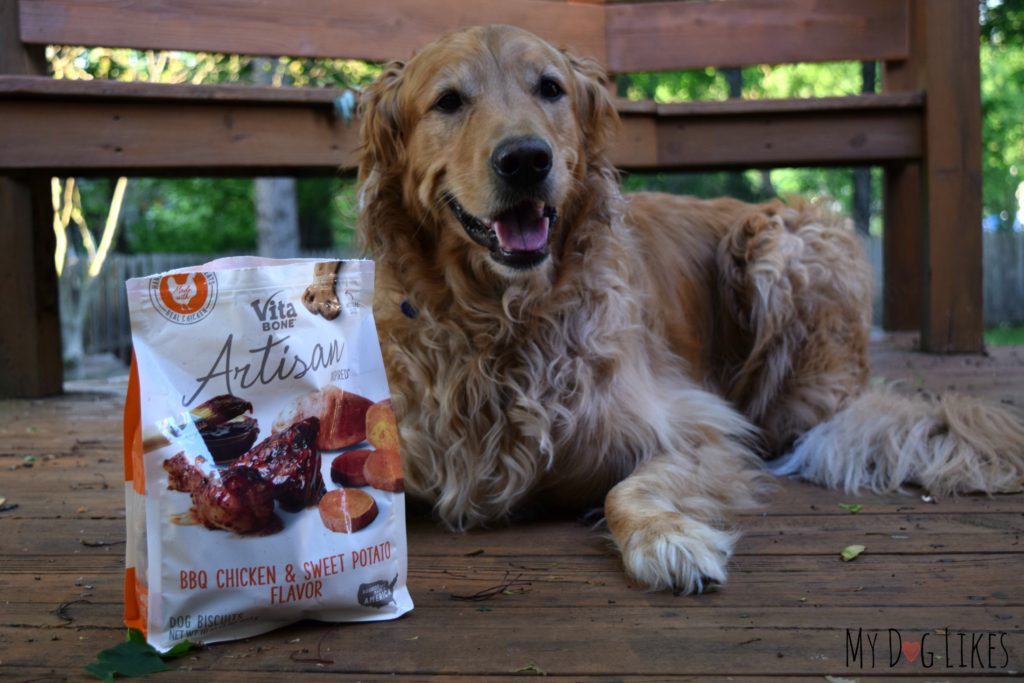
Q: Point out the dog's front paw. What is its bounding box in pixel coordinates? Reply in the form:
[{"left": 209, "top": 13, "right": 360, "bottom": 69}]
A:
[{"left": 614, "top": 512, "right": 737, "bottom": 595}]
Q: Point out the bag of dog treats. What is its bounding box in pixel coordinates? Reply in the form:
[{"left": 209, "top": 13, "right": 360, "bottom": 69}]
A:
[{"left": 122, "top": 256, "right": 412, "bottom": 651}]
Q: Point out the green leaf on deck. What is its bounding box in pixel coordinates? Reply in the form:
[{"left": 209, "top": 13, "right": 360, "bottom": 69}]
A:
[
  {"left": 84, "top": 641, "right": 169, "bottom": 681},
  {"left": 163, "top": 640, "right": 194, "bottom": 657},
  {"left": 840, "top": 544, "right": 866, "bottom": 562},
  {"left": 512, "top": 662, "right": 547, "bottom": 675},
  {"left": 838, "top": 503, "right": 863, "bottom": 514},
  {"left": 85, "top": 630, "right": 193, "bottom": 681}
]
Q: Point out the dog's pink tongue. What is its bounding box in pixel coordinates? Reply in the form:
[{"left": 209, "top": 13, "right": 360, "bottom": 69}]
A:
[{"left": 493, "top": 202, "right": 549, "bottom": 252}]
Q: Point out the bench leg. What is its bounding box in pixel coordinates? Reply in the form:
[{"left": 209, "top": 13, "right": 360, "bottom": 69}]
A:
[
  {"left": 920, "top": 0, "right": 984, "bottom": 352},
  {"left": 883, "top": 162, "right": 923, "bottom": 332},
  {"left": 0, "top": 175, "right": 63, "bottom": 397}
]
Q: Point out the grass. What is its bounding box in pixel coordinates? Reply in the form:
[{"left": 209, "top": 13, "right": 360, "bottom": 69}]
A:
[{"left": 985, "top": 325, "right": 1024, "bottom": 346}]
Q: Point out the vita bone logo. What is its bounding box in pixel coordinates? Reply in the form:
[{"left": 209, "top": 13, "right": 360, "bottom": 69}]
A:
[
  {"left": 150, "top": 271, "right": 217, "bottom": 324},
  {"left": 250, "top": 290, "right": 298, "bottom": 331}
]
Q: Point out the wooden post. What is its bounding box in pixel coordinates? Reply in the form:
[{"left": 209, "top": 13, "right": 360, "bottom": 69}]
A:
[
  {"left": 0, "top": 1, "right": 63, "bottom": 396},
  {"left": 882, "top": 163, "right": 924, "bottom": 331},
  {"left": 920, "top": 0, "right": 984, "bottom": 352},
  {"left": 881, "top": 0, "right": 924, "bottom": 332}
]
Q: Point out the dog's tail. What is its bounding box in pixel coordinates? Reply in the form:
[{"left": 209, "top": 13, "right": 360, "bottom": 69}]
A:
[{"left": 767, "top": 387, "right": 1024, "bottom": 496}]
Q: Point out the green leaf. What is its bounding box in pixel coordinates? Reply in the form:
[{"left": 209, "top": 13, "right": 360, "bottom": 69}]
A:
[
  {"left": 163, "top": 640, "right": 194, "bottom": 657},
  {"left": 84, "top": 662, "right": 116, "bottom": 683},
  {"left": 840, "top": 544, "right": 866, "bottom": 562},
  {"left": 512, "top": 662, "right": 547, "bottom": 676},
  {"left": 85, "top": 641, "right": 169, "bottom": 681},
  {"left": 838, "top": 503, "right": 863, "bottom": 514},
  {"left": 85, "top": 630, "right": 194, "bottom": 681}
]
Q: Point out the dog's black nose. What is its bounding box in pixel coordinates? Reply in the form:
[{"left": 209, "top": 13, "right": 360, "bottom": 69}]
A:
[{"left": 491, "top": 136, "right": 552, "bottom": 188}]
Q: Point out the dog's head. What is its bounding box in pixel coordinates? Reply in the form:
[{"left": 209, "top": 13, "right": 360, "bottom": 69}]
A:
[{"left": 358, "top": 25, "right": 617, "bottom": 278}]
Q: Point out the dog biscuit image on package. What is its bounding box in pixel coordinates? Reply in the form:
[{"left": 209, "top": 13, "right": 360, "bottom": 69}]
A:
[{"left": 123, "top": 257, "right": 412, "bottom": 651}]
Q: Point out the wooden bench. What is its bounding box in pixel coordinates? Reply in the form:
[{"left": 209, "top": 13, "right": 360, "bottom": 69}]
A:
[{"left": 0, "top": 0, "right": 983, "bottom": 397}]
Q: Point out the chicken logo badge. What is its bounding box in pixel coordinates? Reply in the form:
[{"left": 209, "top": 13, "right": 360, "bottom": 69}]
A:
[{"left": 149, "top": 271, "right": 218, "bottom": 324}]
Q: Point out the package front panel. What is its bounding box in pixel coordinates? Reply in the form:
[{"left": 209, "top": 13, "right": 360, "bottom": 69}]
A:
[{"left": 125, "top": 258, "right": 412, "bottom": 651}]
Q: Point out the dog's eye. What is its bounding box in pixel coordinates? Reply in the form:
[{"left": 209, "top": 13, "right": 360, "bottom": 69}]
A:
[
  {"left": 538, "top": 77, "right": 564, "bottom": 101},
  {"left": 434, "top": 90, "right": 464, "bottom": 113}
]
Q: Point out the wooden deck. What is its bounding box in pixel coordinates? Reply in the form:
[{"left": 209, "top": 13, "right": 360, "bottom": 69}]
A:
[{"left": 2, "top": 335, "right": 1023, "bottom": 681}]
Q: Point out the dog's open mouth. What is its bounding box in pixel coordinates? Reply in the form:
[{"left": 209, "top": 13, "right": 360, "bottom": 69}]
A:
[{"left": 446, "top": 194, "right": 557, "bottom": 270}]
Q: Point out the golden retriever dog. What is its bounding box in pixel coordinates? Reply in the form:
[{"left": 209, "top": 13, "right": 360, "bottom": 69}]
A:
[{"left": 356, "top": 25, "right": 1024, "bottom": 593}]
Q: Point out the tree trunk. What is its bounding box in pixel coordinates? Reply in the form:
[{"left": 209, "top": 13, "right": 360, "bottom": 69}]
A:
[
  {"left": 852, "top": 61, "right": 877, "bottom": 235},
  {"left": 723, "top": 69, "right": 748, "bottom": 199},
  {"left": 255, "top": 177, "right": 300, "bottom": 257},
  {"left": 252, "top": 57, "right": 300, "bottom": 257}
]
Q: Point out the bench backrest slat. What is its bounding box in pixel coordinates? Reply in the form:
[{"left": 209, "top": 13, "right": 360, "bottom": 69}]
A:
[
  {"left": 607, "top": 0, "right": 910, "bottom": 72},
  {"left": 17, "top": 0, "right": 606, "bottom": 63},
  {"left": 19, "top": 0, "right": 908, "bottom": 71}
]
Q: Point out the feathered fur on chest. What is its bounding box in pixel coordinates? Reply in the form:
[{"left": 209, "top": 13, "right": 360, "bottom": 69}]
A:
[{"left": 376, "top": 249, "right": 669, "bottom": 527}]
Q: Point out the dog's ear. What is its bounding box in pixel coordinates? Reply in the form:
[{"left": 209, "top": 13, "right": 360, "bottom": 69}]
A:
[
  {"left": 358, "top": 60, "right": 406, "bottom": 180},
  {"left": 566, "top": 53, "right": 620, "bottom": 159}
]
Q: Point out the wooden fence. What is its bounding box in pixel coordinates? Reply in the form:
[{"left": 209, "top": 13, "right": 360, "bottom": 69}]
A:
[{"left": 77, "top": 235, "right": 1023, "bottom": 364}]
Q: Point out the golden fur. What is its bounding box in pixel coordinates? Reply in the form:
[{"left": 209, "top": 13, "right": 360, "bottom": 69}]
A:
[{"left": 357, "top": 25, "right": 1024, "bottom": 593}]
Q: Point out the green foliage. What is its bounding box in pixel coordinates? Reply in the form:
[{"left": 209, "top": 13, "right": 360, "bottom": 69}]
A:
[
  {"left": 277, "top": 57, "right": 382, "bottom": 89},
  {"left": 985, "top": 325, "right": 1024, "bottom": 346},
  {"left": 619, "top": 68, "right": 728, "bottom": 101},
  {"left": 981, "top": 0, "right": 1024, "bottom": 46},
  {"left": 744, "top": 62, "right": 862, "bottom": 100},
  {"left": 621, "top": 170, "right": 772, "bottom": 204},
  {"left": 980, "top": 12, "right": 1024, "bottom": 229},
  {"left": 120, "top": 178, "right": 256, "bottom": 254},
  {"left": 980, "top": 44, "right": 1024, "bottom": 227},
  {"left": 296, "top": 176, "right": 360, "bottom": 252}
]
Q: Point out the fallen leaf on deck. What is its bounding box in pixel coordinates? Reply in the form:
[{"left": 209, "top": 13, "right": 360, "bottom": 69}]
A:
[
  {"left": 80, "top": 539, "right": 125, "bottom": 548},
  {"left": 512, "top": 662, "right": 547, "bottom": 676},
  {"left": 24, "top": 455, "right": 36, "bottom": 462},
  {"left": 824, "top": 676, "right": 859, "bottom": 683},
  {"left": 840, "top": 544, "right": 866, "bottom": 562},
  {"left": 0, "top": 502, "right": 18, "bottom": 513},
  {"left": 838, "top": 503, "right": 862, "bottom": 514},
  {"left": 85, "top": 629, "right": 193, "bottom": 682}
]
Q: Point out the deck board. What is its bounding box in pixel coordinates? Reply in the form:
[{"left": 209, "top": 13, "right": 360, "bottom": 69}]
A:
[{"left": 1, "top": 335, "right": 1022, "bottom": 680}]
